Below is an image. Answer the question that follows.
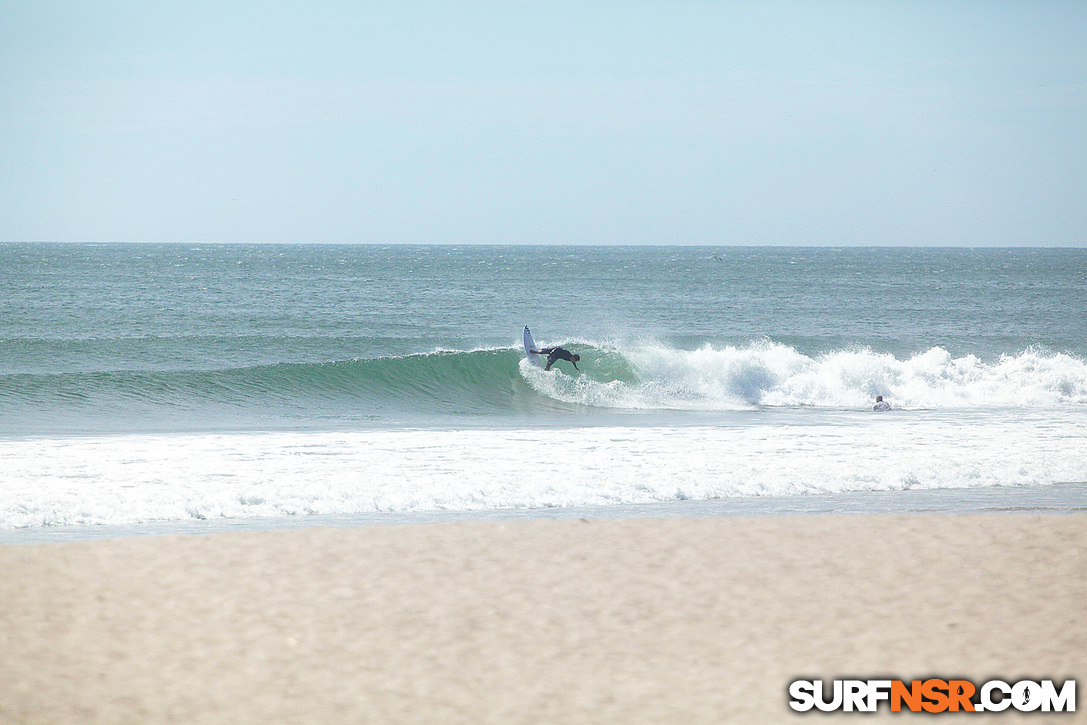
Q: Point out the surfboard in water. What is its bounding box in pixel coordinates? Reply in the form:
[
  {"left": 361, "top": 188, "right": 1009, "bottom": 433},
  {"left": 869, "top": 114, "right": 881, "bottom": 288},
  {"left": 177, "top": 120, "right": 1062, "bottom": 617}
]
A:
[{"left": 523, "top": 326, "right": 543, "bottom": 367}]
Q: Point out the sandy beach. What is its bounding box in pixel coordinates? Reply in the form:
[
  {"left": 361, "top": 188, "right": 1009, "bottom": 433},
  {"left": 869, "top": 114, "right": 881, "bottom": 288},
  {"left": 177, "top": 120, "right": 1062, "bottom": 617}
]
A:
[{"left": 1, "top": 513, "right": 1084, "bottom": 724}]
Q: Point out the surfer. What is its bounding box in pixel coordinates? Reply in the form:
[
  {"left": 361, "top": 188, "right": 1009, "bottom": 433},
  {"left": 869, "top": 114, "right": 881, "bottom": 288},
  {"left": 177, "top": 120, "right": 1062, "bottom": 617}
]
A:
[
  {"left": 873, "top": 395, "right": 891, "bottom": 412},
  {"left": 531, "top": 346, "right": 580, "bottom": 372}
]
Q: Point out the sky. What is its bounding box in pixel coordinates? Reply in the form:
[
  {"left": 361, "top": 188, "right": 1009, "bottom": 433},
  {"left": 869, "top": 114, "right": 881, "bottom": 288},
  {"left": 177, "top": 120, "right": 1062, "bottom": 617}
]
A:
[{"left": 1, "top": 1, "right": 1085, "bottom": 246}]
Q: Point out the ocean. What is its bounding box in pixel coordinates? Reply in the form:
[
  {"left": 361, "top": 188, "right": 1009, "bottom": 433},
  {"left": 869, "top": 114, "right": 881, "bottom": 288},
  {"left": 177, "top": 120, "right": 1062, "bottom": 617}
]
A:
[{"left": 2, "top": 243, "right": 1085, "bottom": 542}]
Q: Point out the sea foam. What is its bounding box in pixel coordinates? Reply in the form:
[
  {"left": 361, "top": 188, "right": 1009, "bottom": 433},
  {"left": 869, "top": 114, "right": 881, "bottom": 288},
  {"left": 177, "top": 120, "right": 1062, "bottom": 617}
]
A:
[
  {"left": 525, "top": 341, "right": 1087, "bottom": 411},
  {"left": 2, "top": 409, "right": 1084, "bottom": 529}
]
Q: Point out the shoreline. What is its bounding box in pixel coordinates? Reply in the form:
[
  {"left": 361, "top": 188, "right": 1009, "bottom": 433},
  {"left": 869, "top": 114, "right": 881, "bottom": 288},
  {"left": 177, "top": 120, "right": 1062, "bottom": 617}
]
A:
[
  {"left": 2, "top": 512, "right": 1084, "bottom": 724},
  {"left": 3, "top": 480, "right": 1085, "bottom": 545}
]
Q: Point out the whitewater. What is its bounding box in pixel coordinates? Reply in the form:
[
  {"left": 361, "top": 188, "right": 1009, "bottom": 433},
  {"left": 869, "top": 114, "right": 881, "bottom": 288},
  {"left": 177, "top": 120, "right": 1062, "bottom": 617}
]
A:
[{"left": 1, "top": 243, "right": 1085, "bottom": 537}]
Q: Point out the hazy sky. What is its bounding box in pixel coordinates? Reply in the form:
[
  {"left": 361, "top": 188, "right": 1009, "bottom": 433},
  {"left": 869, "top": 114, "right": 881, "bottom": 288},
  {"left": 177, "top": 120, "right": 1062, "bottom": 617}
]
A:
[{"left": 2, "top": 1, "right": 1085, "bottom": 246}]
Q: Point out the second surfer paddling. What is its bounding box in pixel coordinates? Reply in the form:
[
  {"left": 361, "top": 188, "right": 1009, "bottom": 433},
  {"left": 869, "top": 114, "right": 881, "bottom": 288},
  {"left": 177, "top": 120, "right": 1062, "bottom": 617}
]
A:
[{"left": 530, "top": 346, "right": 581, "bottom": 371}]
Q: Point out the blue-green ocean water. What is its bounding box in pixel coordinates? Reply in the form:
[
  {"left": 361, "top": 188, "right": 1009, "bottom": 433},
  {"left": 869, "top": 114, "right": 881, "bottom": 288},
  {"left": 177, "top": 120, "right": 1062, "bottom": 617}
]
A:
[{"left": 1, "top": 243, "right": 1085, "bottom": 533}]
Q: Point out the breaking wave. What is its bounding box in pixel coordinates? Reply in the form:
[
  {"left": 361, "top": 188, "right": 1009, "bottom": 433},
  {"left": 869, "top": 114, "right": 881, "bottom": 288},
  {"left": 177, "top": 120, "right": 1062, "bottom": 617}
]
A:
[
  {"left": 523, "top": 339, "right": 1087, "bottom": 411},
  {"left": 1, "top": 340, "right": 1084, "bottom": 431}
]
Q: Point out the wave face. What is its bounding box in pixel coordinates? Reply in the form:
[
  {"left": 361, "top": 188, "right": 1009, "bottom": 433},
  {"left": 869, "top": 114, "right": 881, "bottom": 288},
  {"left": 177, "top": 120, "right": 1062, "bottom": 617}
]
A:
[
  {"left": 0, "top": 348, "right": 532, "bottom": 432},
  {"left": 3, "top": 341, "right": 1085, "bottom": 435}
]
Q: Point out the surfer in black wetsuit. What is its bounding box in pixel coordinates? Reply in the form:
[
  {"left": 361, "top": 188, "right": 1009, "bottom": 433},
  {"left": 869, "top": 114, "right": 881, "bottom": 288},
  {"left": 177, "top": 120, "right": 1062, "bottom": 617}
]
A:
[{"left": 531, "top": 346, "right": 580, "bottom": 371}]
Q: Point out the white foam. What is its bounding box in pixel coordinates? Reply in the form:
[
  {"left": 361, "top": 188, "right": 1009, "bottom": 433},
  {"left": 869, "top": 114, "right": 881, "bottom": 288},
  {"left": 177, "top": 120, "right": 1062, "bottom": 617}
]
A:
[
  {"left": 524, "top": 342, "right": 1087, "bottom": 410},
  {"left": 2, "top": 408, "right": 1084, "bottom": 529}
]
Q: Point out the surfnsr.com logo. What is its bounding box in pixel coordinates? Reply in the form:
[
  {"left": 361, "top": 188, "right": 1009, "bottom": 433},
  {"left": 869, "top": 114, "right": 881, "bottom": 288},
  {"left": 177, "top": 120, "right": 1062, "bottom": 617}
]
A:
[{"left": 788, "top": 679, "right": 1076, "bottom": 713}]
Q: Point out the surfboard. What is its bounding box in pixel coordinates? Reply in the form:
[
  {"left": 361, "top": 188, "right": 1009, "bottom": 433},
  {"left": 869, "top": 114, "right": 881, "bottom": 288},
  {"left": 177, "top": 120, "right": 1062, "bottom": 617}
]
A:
[{"left": 523, "top": 326, "right": 543, "bottom": 367}]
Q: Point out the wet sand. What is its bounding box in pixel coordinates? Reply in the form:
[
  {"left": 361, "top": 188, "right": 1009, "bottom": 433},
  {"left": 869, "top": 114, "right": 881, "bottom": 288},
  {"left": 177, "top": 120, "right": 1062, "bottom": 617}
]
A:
[{"left": 1, "top": 513, "right": 1084, "bottom": 723}]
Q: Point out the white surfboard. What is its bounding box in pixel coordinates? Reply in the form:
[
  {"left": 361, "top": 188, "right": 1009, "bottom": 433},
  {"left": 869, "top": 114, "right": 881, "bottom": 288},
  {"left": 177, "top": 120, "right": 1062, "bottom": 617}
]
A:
[{"left": 523, "top": 326, "right": 543, "bottom": 367}]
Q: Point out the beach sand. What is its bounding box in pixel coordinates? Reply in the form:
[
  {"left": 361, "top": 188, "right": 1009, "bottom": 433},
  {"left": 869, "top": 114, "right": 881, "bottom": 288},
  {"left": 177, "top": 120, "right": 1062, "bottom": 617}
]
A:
[{"left": 1, "top": 513, "right": 1084, "bottom": 724}]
